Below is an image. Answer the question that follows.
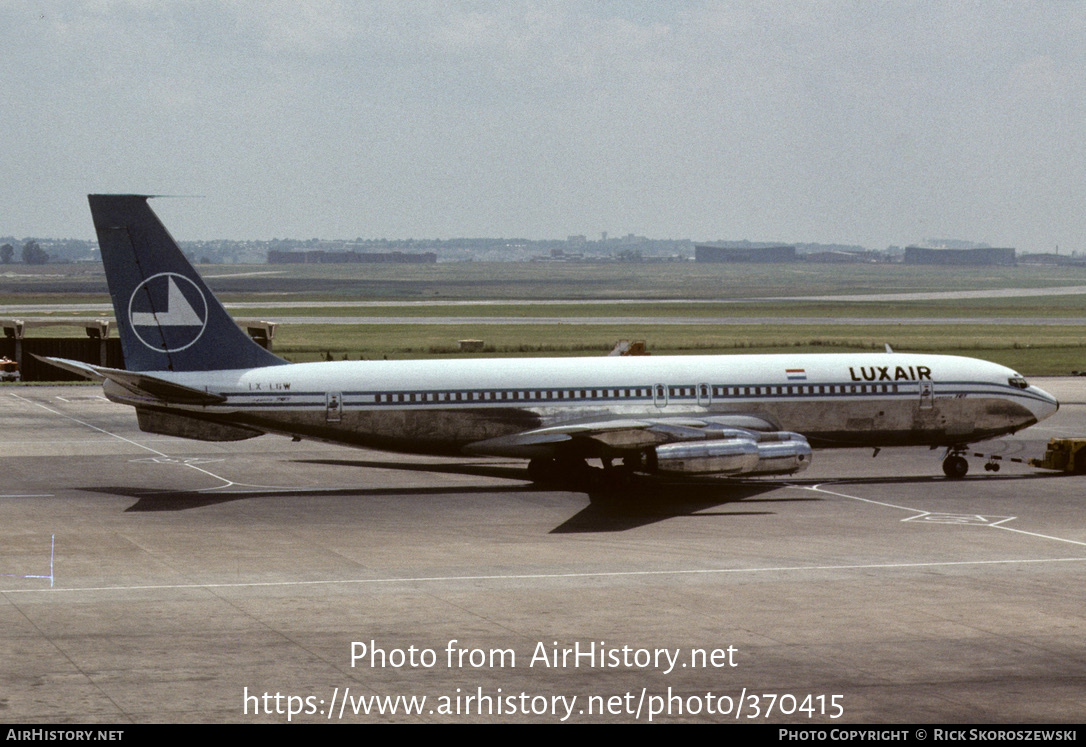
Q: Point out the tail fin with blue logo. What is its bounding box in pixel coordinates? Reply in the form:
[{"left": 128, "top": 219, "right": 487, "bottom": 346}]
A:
[{"left": 88, "top": 194, "right": 286, "bottom": 372}]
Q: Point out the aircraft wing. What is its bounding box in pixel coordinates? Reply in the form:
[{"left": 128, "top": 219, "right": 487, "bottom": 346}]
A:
[
  {"left": 464, "top": 414, "right": 780, "bottom": 456},
  {"left": 464, "top": 414, "right": 812, "bottom": 477},
  {"left": 34, "top": 356, "right": 227, "bottom": 406}
]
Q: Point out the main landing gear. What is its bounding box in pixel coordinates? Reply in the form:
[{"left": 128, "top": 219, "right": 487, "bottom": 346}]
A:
[
  {"left": 527, "top": 455, "right": 634, "bottom": 490},
  {"left": 942, "top": 450, "right": 969, "bottom": 479}
]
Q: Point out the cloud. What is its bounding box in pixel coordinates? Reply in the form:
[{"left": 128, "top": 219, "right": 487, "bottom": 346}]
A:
[{"left": 1, "top": 1, "right": 1084, "bottom": 251}]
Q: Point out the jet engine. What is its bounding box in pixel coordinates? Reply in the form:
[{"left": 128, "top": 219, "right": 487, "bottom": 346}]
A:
[{"left": 645, "top": 431, "right": 811, "bottom": 476}]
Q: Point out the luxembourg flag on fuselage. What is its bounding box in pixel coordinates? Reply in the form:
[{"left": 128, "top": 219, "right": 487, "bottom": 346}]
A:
[{"left": 786, "top": 368, "right": 807, "bottom": 381}]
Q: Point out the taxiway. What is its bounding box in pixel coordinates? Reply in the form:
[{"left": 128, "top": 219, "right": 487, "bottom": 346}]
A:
[{"left": 1, "top": 381, "right": 1083, "bottom": 722}]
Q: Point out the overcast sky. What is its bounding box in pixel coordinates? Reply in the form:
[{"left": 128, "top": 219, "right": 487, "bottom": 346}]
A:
[{"left": 2, "top": 1, "right": 1084, "bottom": 251}]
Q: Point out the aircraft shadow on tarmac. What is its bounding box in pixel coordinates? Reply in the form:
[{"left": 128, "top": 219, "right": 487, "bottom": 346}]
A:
[
  {"left": 88, "top": 483, "right": 534, "bottom": 512},
  {"left": 83, "top": 458, "right": 1068, "bottom": 533},
  {"left": 542, "top": 467, "right": 1072, "bottom": 532},
  {"left": 81, "top": 457, "right": 806, "bottom": 532},
  {"left": 294, "top": 458, "right": 820, "bottom": 532}
]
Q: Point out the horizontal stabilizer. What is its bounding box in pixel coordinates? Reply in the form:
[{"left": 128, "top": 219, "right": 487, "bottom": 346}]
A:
[{"left": 34, "top": 356, "right": 226, "bottom": 405}]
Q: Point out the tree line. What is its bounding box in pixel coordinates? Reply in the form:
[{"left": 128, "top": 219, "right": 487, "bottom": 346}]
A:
[{"left": 0, "top": 241, "right": 50, "bottom": 264}]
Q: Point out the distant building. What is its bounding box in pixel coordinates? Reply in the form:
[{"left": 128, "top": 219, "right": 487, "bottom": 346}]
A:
[
  {"left": 805, "top": 251, "right": 867, "bottom": 263},
  {"left": 919, "top": 239, "right": 991, "bottom": 250},
  {"left": 531, "top": 248, "right": 585, "bottom": 262},
  {"left": 1018, "top": 253, "right": 1085, "bottom": 266},
  {"left": 268, "top": 250, "right": 436, "bottom": 264},
  {"left": 902, "top": 247, "right": 1015, "bottom": 266},
  {"left": 695, "top": 245, "right": 796, "bottom": 263}
]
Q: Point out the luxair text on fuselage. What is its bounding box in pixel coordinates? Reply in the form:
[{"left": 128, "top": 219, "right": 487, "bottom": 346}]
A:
[{"left": 849, "top": 365, "right": 932, "bottom": 383}]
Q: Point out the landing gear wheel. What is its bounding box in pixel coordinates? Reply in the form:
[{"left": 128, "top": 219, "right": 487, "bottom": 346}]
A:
[
  {"left": 527, "top": 457, "right": 557, "bottom": 483},
  {"left": 600, "top": 458, "right": 635, "bottom": 490},
  {"left": 942, "top": 455, "right": 969, "bottom": 479},
  {"left": 543, "top": 456, "right": 597, "bottom": 489}
]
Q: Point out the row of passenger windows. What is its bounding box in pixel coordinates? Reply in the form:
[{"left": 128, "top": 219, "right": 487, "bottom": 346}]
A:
[
  {"left": 719, "top": 383, "right": 900, "bottom": 396},
  {"left": 371, "top": 383, "right": 902, "bottom": 404}
]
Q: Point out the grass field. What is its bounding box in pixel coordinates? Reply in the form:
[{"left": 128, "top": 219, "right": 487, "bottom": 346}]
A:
[
  {"left": 3, "top": 262, "right": 1085, "bottom": 374},
  {"left": 6, "top": 260, "right": 1086, "bottom": 299},
  {"left": 270, "top": 322, "right": 1086, "bottom": 374}
]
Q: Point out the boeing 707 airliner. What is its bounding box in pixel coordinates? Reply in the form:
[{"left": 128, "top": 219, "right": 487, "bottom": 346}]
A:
[{"left": 42, "top": 195, "right": 1059, "bottom": 484}]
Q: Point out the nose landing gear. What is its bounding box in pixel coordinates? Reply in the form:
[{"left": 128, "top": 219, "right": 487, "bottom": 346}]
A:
[{"left": 942, "top": 451, "right": 969, "bottom": 479}]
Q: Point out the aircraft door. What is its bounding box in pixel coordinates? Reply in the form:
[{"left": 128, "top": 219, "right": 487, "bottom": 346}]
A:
[
  {"left": 653, "top": 383, "right": 668, "bottom": 408},
  {"left": 919, "top": 381, "right": 934, "bottom": 410},
  {"left": 326, "top": 392, "right": 343, "bottom": 423},
  {"left": 697, "top": 383, "right": 712, "bottom": 407}
]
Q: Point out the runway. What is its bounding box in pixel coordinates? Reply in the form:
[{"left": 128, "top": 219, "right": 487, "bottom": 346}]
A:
[
  {"left": 7, "top": 282, "right": 1086, "bottom": 315},
  {"left": 2, "top": 382, "right": 1084, "bottom": 723},
  {"left": 233, "top": 315, "right": 1086, "bottom": 326}
]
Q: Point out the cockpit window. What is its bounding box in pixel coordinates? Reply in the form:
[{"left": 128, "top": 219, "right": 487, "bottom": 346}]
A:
[{"left": 1008, "top": 376, "right": 1028, "bottom": 390}]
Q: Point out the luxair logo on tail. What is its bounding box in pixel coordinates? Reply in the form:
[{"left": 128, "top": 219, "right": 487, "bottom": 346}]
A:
[{"left": 127, "top": 272, "right": 209, "bottom": 353}]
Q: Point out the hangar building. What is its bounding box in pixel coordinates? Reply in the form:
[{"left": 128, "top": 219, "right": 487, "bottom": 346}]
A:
[
  {"left": 903, "top": 247, "right": 1015, "bottom": 266},
  {"left": 695, "top": 245, "right": 797, "bottom": 263}
]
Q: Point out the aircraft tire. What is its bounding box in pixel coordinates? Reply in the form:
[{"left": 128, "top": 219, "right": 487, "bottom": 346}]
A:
[
  {"left": 543, "top": 456, "right": 595, "bottom": 489},
  {"left": 599, "top": 460, "right": 635, "bottom": 490},
  {"left": 527, "top": 457, "right": 557, "bottom": 483},
  {"left": 942, "top": 455, "right": 969, "bottom": 479}
]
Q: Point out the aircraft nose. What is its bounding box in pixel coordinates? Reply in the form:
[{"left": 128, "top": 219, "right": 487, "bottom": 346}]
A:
[{"left": 1030, "top": 386, "right": 1059, "bottom": 420}]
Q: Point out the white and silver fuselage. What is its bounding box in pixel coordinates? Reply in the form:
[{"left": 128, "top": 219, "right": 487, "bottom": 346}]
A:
[{"left": 104, "top": 352, "right": 1058, "bottom": 456}]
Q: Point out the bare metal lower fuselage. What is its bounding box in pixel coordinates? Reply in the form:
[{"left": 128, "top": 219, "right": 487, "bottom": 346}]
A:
[{"left": 106, "top": 352, "right": 1058, "bottom": 460}]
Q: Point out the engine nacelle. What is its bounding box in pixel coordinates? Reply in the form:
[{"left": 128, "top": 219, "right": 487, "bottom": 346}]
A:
[
  {"left": 650, "top": 438, "right": 760, "bottom": 475},
  {"left": 743, "top": 434, "right": 812, "bottom": 476},
  {"left": 647, "top": 431, "right": 811, "bottom": 476}
]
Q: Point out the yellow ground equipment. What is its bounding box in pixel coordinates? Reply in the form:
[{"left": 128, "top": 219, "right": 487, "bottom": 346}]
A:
[{"left": 1029, "top": 438, "right": 1086, "bottom": 474}]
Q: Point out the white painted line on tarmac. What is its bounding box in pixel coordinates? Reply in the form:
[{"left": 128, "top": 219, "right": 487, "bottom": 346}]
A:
[
  {"left": 797, "top": 483, "right": 1086, "bottom": 548},
  {"left": 2, "top": 556, "right": 1084, "bottom": 596},
  {"left": 986, "top": 517, "right": 1086, "bottom": 547},
  {"left": 798, "top": 484, "right": 918, "bottom": 512},
  {"left": 7, "top": 392, "right": 170, "bottom": 458},
  {"left": 0, "top": 534, "right": 54, "bottom": 588},
  {"left": 7, "top": 391, "right": 301, "bottom": 492}
]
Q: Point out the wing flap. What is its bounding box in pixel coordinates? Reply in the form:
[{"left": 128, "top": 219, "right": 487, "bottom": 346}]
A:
[{"left": 465, "top": 414, "right": 781, "bottom": 458}]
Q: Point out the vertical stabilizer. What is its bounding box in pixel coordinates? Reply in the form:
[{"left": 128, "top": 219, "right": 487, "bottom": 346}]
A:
[{"left": 88, "top": 194, "right": 287, "bottom": 372}]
